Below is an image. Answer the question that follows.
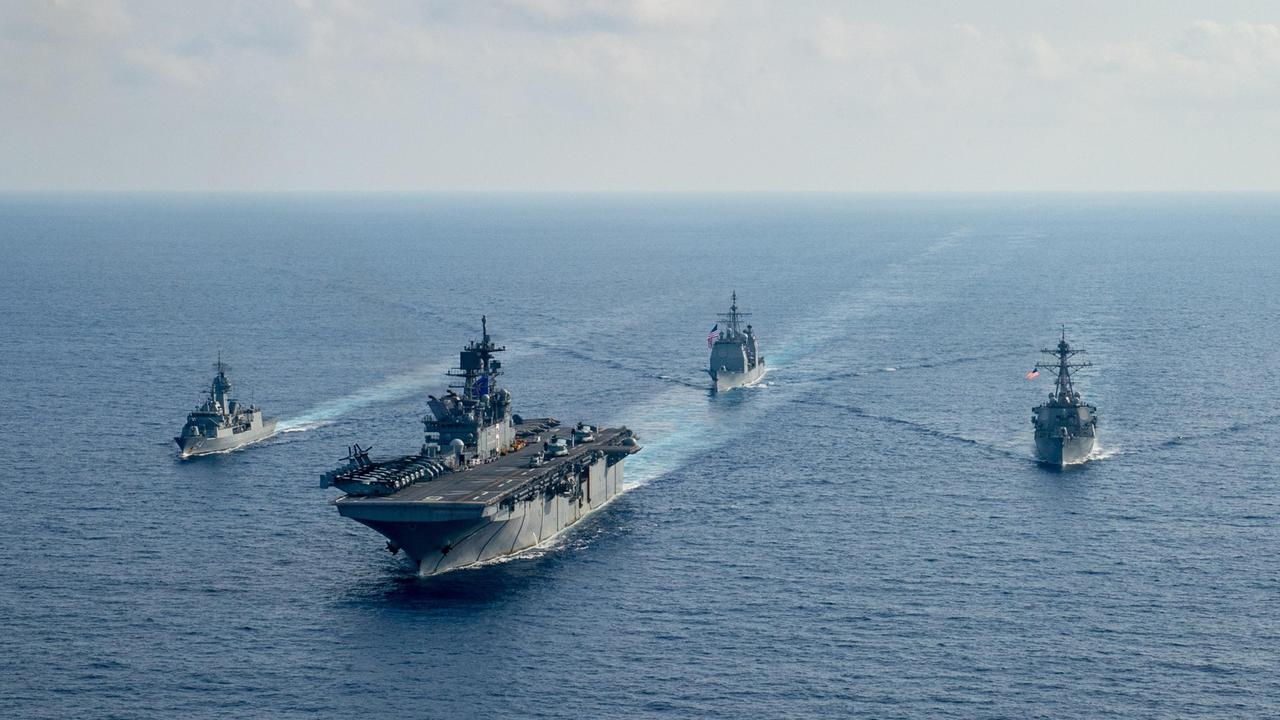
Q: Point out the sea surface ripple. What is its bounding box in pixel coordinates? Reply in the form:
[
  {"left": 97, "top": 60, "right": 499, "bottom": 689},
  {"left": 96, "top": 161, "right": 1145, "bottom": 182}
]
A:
[{"left": 1, "top": 194, "right": 1277, "bottom": 718}]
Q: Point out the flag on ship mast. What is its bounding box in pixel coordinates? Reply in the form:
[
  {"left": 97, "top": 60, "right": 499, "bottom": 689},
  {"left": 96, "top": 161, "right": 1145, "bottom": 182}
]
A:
[
  {"left": 1025, "top": 369, "right": 1040, "bottom": 380},
  {"left": 707, "top": 324, "right": 720, "bottom": 347}
]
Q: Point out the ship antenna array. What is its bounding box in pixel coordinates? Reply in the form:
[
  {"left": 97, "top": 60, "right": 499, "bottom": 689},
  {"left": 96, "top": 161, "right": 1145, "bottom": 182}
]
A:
[
  {"left": 717, "top": 290, "right": 751, "bottom": 333},
  {"left": 1034, "top": 329, "right": 1092, "bottom": 392},
  {"left": 446, "top": 315, "right": 507, "bottom": 400}
]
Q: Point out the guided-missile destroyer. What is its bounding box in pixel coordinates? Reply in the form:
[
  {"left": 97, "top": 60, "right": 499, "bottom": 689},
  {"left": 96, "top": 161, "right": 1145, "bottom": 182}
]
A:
[
  {"left": 708, "top": 291, "right": 766, "bottom": 392},
  {"left": 1031, "top": 330, "right": 1098, "bottom": 466},
  {"left": 174, "top": 358, "right": 276, "bottom": 458},
  {"left": 321, "top": 317, "right": 641, "bottom": 575}
]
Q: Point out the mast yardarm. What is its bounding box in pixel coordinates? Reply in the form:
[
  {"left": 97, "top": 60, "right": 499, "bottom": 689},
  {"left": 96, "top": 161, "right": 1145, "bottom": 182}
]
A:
[{"left": 1034, "top": 326, "right": 1092, "bottom": 401}]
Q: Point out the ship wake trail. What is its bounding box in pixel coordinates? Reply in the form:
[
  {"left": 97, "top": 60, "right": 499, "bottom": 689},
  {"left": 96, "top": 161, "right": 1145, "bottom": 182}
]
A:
[
  {"left": 771, "top": 226, "right": 974, "bottom": 367},
  {"left": 1087, "top": 445, "right": 1122, "bottom": 461},
  {"left": 792, "top": 348, "right": 1025, "bottom": 387},
  {"left": 1136, "top": 411, "right": 1280, "bottom": 454},
  {"left": 525, "top": 338, "right": 707, "bottom": 389},
  {"left": 819, "top": 398, "right": 1024, "bottom": 461},
  {"left": 615, "top": 229, "right": 984, "bottom": 487},
  {"left": 277, "top": 362, "right": 452, "bottom": 433},
  {"left": 613, "top": 384, "right": 788, "bottom": 490}
]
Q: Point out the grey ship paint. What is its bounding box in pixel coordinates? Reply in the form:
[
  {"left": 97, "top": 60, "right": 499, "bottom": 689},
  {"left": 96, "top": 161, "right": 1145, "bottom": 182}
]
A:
[
  {"left": 174, "top": 359, "right": 277, "bottom": 458},
  {"left": 1031, "top": 331, "right": 1098, "bottom": 466},
  {"left": 321, "top": 318, "right": 641, "bottom": 575},
  {"left": 708, "top": 291, "right": 766, "bottom": 392}
]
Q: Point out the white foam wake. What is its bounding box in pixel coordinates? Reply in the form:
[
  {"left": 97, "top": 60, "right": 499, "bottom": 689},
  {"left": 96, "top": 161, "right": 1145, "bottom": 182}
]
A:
[
  {"left": 276, "top": 361, "right": 452, "bottom": 433},
  {"left": 614, "top": 227, "right": 975, "bottom": 488},
  {"left": 1087, "top": 444, "right": 1122, "bottom": 461}
]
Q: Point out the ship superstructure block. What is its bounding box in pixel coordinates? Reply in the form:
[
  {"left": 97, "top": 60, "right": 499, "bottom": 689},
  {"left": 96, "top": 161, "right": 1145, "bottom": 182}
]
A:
[
  {"left": 1031, "top": 330, "right": 1098, "bottom": 466},
  {"left": 708, "top": 291, "right": 766, "bottom": 392}
]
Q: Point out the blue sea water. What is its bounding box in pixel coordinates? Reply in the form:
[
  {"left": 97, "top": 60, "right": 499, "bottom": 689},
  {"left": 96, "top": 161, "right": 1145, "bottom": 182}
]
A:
[{"left": 1, "top": 193, "right": 1277, "bottom": 718}]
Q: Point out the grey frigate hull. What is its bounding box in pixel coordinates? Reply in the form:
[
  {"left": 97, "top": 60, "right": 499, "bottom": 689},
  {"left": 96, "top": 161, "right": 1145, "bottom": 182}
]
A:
[
  {"left": 1034, "top": 433, "right": 1095, "bottom": 466},
  {"left": 175, "top": 419, "right": 278, "bottom": 458},
  {"left": 334, "top": 448, "right": 626, "bottom": 575},
  {"left": 711, "top": 364, "right": 767, "bottom": 393},
  {"left": 176, "top": 359, "right": 275, "bottom": 458}
]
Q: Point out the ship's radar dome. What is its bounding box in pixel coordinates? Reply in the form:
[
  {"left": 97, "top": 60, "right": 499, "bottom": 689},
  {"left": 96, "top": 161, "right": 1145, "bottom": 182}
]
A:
[{"left": 450, "top": 438, "right": 465, "bottom": 451}]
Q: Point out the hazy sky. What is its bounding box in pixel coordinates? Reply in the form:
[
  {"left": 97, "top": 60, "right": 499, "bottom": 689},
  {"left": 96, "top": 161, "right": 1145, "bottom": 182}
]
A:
[{"left": 2, "top": 0, "right": 1279, "bottom": 191}]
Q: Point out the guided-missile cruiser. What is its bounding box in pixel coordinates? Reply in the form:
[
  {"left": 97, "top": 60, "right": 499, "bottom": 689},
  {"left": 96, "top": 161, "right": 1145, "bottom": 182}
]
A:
[
  {"left": 1030, "top": 330, "right": 1098, "bottom": 466},
  {"left": 321, "top": 317, "right": 641, "bottom": 575},
  {"left": 174, "top": 358, "right": 276, "bottom": 458},
  {"left": 707, "top": 291, "right": 766, "bottom": 392}
]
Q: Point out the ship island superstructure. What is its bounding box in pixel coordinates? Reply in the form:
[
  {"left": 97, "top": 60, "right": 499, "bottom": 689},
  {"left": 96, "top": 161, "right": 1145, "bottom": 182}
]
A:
[
  {"left": 708, "top": 291, "right": 766, "bottom": 392},
  {"left": 321, "top": 317, "right": 641, "bottom": 575},
  {"left": 1031, "top": 330, "right": 1098, "bottom": 466},
  {"left": 174, "top": 358, "right": 276, "bottom": 458}
]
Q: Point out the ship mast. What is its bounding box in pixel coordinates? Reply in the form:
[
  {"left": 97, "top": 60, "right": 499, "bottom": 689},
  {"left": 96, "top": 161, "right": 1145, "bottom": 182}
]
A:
[
  {"left": 447, "top": 315, "right": 505, "bottom": 402},
  {"left": 210, "top": 352, "right": 232, "bottom": 410},
  {"left": 717, "top": 290, "right": 751, "bottom": 335},
  {"left": 1034, "top": 326, "right": 1091, "bottom": 399}
]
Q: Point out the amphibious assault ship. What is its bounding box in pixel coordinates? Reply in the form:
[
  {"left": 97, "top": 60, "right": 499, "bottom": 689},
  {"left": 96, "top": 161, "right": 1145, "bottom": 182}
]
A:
[
  {"left": 708, "top": 291, "right": 766, "bottom": 392},
  {"left": 175, "top": 359, "right": 276, "bottom": 458},
  {"left": 321, "top": 318, "right": 641, "bottom": 575},
  {"left": 1031, "top": 330, "right": 1098, "bottom": 466}
]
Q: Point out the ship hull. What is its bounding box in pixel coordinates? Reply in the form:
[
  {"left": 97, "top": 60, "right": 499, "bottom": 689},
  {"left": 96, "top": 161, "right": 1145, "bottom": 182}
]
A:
[
  {"left": 337, "top": 454, "right": 627, "bottom": 575},
  {"left": 711, "top": 364, "right": 766, "bottom": 393},
  {"left": 1034, "top": 433, "right": 1095, "bottom": 466},
  {"left": 175, "top": 419, "right": 278, "bottom": 458}
]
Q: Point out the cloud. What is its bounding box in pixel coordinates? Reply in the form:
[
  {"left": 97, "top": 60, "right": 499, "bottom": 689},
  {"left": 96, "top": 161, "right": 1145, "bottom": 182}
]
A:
[
  {"left": 469, "top": 0, "right": 722, "bottom": 32},
  {"left": 2, "top": 2, "right": 1279, "bottom": 191},
  {"left": 1, "top": 0, "right": 133, "bottom": 40},
  {"left": 805, "top": 16, "right": 1280, "bottom": 112},
  {"left": 812, "top": 17, "right": 899, "bottom": 63},
  {"left": 120, "top": 47, "right": 216, "bottom": 88}
]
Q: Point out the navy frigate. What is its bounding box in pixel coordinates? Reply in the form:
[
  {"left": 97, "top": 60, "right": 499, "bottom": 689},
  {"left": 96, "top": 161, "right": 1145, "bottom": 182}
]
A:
[
  {"left": 175, "top": 358, "right": 277, "bottom": 458},
  {"left": 1031, "top": 330, "right": 1098, "bottom": 466},
  {"left": 321, "top": 317, "right": 641, "bottom": 575},
  {"left": 708, "top": 291, "right": 766, "bottom": 392}
]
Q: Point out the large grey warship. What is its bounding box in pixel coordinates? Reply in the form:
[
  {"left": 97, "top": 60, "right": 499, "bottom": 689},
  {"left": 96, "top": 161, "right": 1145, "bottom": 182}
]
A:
[
  {"left": 321, "top": 318, "right": 641, "bottom": 575},
  {"left": 708, "top": 291, "right": 766, "bottom": 392},
  {"left": 1031, "top": 330, "right": 1098, "bottom": 466},
  {"left": 175, "top": 359, "right": 277, "bottom": 458}
]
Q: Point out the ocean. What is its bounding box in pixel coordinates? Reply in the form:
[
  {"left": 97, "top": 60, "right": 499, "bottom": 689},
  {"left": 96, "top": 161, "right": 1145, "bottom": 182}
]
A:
[{"left": 1, "top": 193, "right": 1277, "bottom": 718}]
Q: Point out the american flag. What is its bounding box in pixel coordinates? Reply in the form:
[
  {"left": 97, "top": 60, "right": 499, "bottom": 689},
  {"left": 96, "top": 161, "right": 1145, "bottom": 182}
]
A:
[
  {"left": 706, "top": 323, "right": 720, "bottom": 347},
  {"left": 1025, "top": 369, "right": 1040, "bottom": 380}
]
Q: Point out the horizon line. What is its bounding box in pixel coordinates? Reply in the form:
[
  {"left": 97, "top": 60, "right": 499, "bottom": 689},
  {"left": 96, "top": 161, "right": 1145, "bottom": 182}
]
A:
[{"left": 2, "top": 189, "right": 1279, "bottom": 196}]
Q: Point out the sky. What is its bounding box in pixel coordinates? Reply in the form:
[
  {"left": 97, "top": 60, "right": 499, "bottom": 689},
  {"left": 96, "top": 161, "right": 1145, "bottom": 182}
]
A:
[{"left": 2, "top": 0, "right": 1279, "bottom": 192}]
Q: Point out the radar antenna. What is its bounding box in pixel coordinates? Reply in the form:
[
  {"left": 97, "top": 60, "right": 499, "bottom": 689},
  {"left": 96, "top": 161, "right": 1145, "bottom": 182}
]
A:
[
  {"left": 1034, "top": 326, "right": 1092, "bottom": 397},
  {"left": 446, "top": 315, "right": 506, "bottom": 401},
  {"left": 212, "top": 350, "right": 232, "bottom": 376},
  {"left": 209, "top": 352, "right": 233, "bottom": 405},
  {"left": 717, "top": 290, "right": 752, "bottom": 334}
]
